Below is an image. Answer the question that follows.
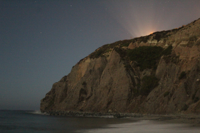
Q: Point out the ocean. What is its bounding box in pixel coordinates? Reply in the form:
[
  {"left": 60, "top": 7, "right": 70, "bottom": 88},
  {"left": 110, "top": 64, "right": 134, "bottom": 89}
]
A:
[{"left": 0, "top": 110, "right": 200, "bottom": 133}]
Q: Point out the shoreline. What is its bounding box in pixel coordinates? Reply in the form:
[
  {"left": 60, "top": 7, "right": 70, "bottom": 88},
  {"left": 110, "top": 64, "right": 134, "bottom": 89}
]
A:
[
  {"left": 45, "top": 111, "right": 143, "bottom": 118},
  {"left": 43, "top": 111, "right": 200, "bottom": 126}
]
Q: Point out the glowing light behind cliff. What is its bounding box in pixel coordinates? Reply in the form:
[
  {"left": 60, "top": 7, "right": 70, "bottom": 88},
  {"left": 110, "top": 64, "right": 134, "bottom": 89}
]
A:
[
  {"left": 103, "top": 1, "right": 160, "bottom": 38},
  {"left": 104, "top": 0, "right": 200, "bottom": 38},
  {"left": 112, "top": 2, "right": 157, "bottom": 37}
]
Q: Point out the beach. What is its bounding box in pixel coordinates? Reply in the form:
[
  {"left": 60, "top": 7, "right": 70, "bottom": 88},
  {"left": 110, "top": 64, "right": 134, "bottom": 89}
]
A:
[{"left": 1, "top": 110, "right": 200, "bottom": 133}]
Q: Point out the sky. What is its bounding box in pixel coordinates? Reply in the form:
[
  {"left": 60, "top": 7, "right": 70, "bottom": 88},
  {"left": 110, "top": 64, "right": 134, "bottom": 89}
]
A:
[{"left": 0, "top": 0, "right": 200, "bottom": 110}]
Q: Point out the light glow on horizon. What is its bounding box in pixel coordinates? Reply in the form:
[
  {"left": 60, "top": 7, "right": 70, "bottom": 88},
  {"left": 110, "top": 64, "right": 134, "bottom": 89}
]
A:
[
  {"left": 103, "top": 0, "right": 200, "bottom": 39},
  {"left": 149, "top": 32, "right": 154, "bottom": 35},
  {"left": 104, "top": 1, "right": 160, "bottom": 38}
]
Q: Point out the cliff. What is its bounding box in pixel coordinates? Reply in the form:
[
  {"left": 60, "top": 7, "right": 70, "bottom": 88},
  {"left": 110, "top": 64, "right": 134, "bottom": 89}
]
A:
[{"left": 41, "top": 18, "right": 200, "bottom": 114}]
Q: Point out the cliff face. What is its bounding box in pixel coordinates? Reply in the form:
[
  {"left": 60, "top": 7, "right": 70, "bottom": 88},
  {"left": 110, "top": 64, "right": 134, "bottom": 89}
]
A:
[{"left": 41, "top": 18, "right": 200, "bottom": 114}]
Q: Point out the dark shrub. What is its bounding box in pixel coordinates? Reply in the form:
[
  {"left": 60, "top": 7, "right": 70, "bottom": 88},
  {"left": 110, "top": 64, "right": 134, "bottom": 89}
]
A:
[
  {"left": 121, "top": 42, "right": 130, "bottom": 47},
  {"left": 114, "top": 47, "right": 127, "bottom": 58},
  {"left": 189, "top": 35, "right": 198, "bottom": 41},
  {"left": 179, "top": 71, "right": 186, "bottom": 80},
  {"left": 152, "top": 31, "right": 169, "bottom": 42},
  {"left": 90, "top": 49, "right": 104, "bottom": 58},
  {"left": 140, "top": 75, "right": 159, "bottom": 96},
  {"left": 164, "top": 91, "right": 170, "bottom": 97},
  {"left": 194, "top": 97, "right": 199, "bottom": 103},
  {"left": 82, "top": 81, "right": 87, "bottom": 87},
  {"left": 195, "top": 40, "right": 200, "bottom": 46},
  {"left": 127, "top": 46, "right": 163, "bottom": 70},
  {"left": 162, "top": 45, "right": 173, "bottom": 55},
  {"left": 182, "top": 104, "right": 188, "bottom": 111},
  {"left": 171, "top": 54, "right": 180, "bottom": 64},
  {"left": 90, "top": 39, "right": 133, "bottom": 59},
  {"left": 139, "top": 35, "right": 150, "bottom": 43}
]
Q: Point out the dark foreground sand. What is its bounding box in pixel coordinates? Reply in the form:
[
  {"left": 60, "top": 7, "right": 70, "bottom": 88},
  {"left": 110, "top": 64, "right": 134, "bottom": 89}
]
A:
[{"left": 133, "top": 114, "right": 200, "bottom": 127}]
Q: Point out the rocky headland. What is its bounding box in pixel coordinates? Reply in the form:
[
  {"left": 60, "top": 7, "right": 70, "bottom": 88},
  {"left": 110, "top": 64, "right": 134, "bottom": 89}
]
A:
[{"left": 41, "top": 18, "right": 200, "bottom": 115}]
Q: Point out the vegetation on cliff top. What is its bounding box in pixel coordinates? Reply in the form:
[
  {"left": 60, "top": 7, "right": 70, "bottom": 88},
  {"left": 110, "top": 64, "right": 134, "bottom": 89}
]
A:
[
  {"left": 89, "top": 28, "right": 174, "bottom": 71},
  {"left": 127, "top": 45, "right": 172, "bottom": 70},
  {"left": 89, "top": 39, "right": 132, "bottom": 58},
  {"left": 127, "top": 46, "right": 163, "bottom": 70},
  {"left": 90, "top": 42, "right": 173, "bottom": 71},
  {"left": 89, "top": 27, "right": 175, "bottom": 59}
]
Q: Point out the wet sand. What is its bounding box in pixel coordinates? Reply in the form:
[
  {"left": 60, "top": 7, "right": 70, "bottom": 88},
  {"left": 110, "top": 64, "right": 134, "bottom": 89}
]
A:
[
  {"left": 134, "top": 114, "right": 200, "bottom": 127},
  {"left": 45, "top": 111, "right": 200, "bottom": 126}
]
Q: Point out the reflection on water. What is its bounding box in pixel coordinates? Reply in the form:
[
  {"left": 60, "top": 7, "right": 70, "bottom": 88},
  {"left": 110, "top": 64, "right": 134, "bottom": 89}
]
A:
[{"left": 80, "top": 120, "right": 200, "bottom": 133}]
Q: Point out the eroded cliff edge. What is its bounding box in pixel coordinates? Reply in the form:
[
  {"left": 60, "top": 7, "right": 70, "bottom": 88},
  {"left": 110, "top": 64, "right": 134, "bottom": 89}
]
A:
[{"left": 41, "top": 18, "right": 200, "bottom": 114}]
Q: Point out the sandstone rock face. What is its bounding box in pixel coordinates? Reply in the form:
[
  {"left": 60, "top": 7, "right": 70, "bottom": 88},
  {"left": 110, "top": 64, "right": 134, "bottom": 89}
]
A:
[{"left": 41, "top": 18, "right": 200, "bottom": 114}]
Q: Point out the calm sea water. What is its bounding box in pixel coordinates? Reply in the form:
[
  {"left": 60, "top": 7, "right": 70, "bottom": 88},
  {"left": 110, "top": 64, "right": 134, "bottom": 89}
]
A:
[
  {"left": 0, "top": 110, "right": 132, "bottom": 133},
  {"left": 0, "top": 110, "right": 200, "bottom": 133}
]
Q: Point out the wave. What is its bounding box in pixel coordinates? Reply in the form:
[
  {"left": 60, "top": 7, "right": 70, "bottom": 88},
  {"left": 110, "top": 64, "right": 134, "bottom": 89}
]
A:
[{"left": 28, "top": 110, "right": 49, "bottom": 115}]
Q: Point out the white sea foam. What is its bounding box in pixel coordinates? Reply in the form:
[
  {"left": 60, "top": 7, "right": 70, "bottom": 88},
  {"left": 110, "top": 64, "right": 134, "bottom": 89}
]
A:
[
  {"left": 79, "top": 120, "right": 200, "bottom": 133},
  {"left": 28, "top": 110, "right": 49, "bottom": 115}
]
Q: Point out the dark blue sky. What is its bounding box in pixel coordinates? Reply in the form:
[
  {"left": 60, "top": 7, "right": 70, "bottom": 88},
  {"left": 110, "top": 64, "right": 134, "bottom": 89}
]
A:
[{"left": 1, "top": 0, "right": 200, "bottom": 110}]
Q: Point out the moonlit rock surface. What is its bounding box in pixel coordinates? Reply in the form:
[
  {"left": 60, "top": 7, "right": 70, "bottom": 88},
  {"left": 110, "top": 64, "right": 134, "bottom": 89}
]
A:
[{"left": 41, "top": 18, "right": 200, "bottom": 114}]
